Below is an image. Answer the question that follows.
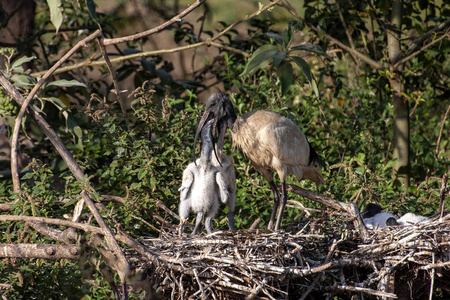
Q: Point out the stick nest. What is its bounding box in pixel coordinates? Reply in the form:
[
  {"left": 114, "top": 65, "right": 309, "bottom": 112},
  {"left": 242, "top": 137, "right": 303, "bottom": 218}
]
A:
[{"left": 125, "top": 215, "right": 450, "bottom": 299}]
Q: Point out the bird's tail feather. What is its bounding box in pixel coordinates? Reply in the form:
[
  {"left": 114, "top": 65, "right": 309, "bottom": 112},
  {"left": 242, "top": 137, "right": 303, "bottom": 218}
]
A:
[{"left": 291, "top": 165, "right": 325, "bottom": 184}]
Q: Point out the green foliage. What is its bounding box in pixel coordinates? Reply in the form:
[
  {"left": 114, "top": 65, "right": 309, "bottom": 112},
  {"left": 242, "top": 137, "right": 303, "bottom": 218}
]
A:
[{"left": 241, "top": 20, "right": 328, "bottom": 96}]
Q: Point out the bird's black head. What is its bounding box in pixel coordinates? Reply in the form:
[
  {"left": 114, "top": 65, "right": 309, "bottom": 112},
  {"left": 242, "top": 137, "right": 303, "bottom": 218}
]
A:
[
  {"left": 362, "top": 203, "right": 383, "bottom": 219},
  {"left": 193, "top": 93, "right": 237, "bottom": 165}
]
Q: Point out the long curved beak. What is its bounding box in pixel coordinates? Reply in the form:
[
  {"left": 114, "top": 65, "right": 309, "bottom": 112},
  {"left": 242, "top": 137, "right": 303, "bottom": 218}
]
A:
[
  {"left": 193, "top": 111, "right": 212, "bottom": 165},
  {"left": 193, "top": 111, "right": 223, "bottom": 167}
]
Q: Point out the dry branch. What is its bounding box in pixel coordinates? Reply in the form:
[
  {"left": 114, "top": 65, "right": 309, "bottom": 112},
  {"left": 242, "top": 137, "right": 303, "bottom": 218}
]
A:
[
  {"left": 102, "top": 0, "right": 206, "bottom": 46},
  {"left": 0, "top": 244, "right": 79, "bottom": 260}
]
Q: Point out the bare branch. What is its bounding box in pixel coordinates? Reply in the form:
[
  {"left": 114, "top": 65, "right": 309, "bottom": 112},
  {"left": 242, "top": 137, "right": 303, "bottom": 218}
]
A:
[
  {"left": 281, "top": 1, "right": 385, "bottom": 70},
  {"left": 102, "top": 0, "right": 206, "bottom": 46},
  {"left": 0, "top": 215, "right": 103, "bottom": 234},
  {"left": 405, "top": 18, "right": 450, "bottom": 56},
  {"left": 335, "top": 1, "right": 357, "bottom": 53},
  {"left": 286, "top": 184, "right": 346, "bottom": 211},
  {"left": 323, "top": 284, "right": 398, "bottom": 299},
  {"left": 80, "top": 191, "right": 130, "bottom": 282},
  {"left": 436, "top": 104, "right": 450, "bottom": 155},
  {"left": 439, "top": 174, "right": 448, "bottom": 219},
  {"left": 27, "top": 221, "right": 77, "bottom": 244},
  {"left": 393, "top": 29, "right": 450, "bottom": 68},
  {"left": 97, "top": 38, "right": 127, "bottom": 117},
  {"left": 211, "top": 0, "right": 283, "bottom": 42},
  {"left": 30, "top": 39, "right": 250, "bottom": 78},
  {"left": 0, "top": 243, "right": 79, "bottom": 260}
]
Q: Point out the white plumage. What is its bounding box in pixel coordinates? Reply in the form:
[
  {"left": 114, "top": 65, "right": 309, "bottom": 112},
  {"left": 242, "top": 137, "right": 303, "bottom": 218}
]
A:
[
  {"left": 363, "top": 212, "right": 398, "bottom": 229},
  {"left": 179, "top": 119, "right": 235, "bottom": 235},
  {"left": 397, "top": 213, "right": 429, "bottom": 226},
  {"left": 362, "top": 203, "right": 430, "bottom": 229}
]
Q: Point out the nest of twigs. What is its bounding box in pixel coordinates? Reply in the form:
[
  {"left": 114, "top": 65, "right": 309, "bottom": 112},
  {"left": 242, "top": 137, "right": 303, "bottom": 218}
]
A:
[{"left": 125, "top": 209, "right": 450, "bottom": 300}]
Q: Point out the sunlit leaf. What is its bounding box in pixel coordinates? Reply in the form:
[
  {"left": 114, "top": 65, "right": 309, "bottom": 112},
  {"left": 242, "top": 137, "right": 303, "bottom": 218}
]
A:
[
  {"left": 138, "top": 169, "right": 148, "bottom": 181},
  {"left": 47, "top": 0, "right": 63, "bottom": 32},
  {"left": 241, "top": 45, "right": 278, "bottom": 76},
  {"left": 47, "top": 79, "right": 87, "bottom": 88},
  {"left": 11, "top": 56, "right": 36, "bottom": 71},
  {"left": 10, "top": 74, "right": 34, "bottom": 87}
]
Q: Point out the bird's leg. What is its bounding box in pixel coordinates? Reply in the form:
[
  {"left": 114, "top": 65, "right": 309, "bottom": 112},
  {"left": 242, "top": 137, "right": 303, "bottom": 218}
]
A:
[
  {"left": 274, "top": 181, "right": 287, "bottom": 231},
  {"left": 121, "top": 282, "right": 128, "bottom": 300},
  {"left": 205, "top": 216, "right": 213, "bottom": 234},
  {"left": 228, "top": 212, "right": 235, "bottom": 233},
  {"left": 267, "top": 180, "right": 281, "bottom": 231},
  {"left": 192, "top": 212, "right": 203, "bottom": 235},
  {"left": 227, "top": 196, "right": 236, "bottom": 233},
  {"left": 178, "top": 219, "right": 186, "bottom": 237}
]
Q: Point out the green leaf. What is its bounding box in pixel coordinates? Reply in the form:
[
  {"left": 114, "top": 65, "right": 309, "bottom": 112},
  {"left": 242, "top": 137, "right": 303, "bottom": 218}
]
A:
[
  {"left": 276, "top": 62, "right": 293, "bottom": 96},
  {"left": 47, "top": 0, "right": 63, "bottom": 33},
  {"left": 41, "top": 97, "right": 66, "bottom": 109},
  {"left": 241, "top": 45, "right": 278, "bottom": 76},
  {"left": 282, "top": 26, "right": 293, "bottom": 50},
  {"left": 11, "top": 56, "right": 36, "bottom": 71},
  {"left": 291, "top": 44, "right": 330, "bottom": 59},
  {"left": 292, "top": 56, "right": 319, "bottom": 97},
  {"left": 291, "top": 56, "right": 312, "bottom": 82},
  {"left": 67, "top": 115, "right": 84, "bottom": 151},
  {"left": 272, "top": 51, "right": 286, "bottom": 68},
  {"left": 138, "top": 169, "right": 148, "bottom": 181},
  {"left": 265, "top": 32, "right": 283, "bottom": 45},
  {"left": 47, "top": 79, "right": 87, "bottom": 88},
  {"left": 10, "top": 74, "right": 34, "bottom": 87},
  {"left": 86, "top": 0, "right": 101, "bottom": 29}
]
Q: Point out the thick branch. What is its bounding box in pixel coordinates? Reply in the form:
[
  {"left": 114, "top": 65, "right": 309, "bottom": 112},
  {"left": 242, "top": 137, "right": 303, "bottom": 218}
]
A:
[
  {"left": 286, "top": 184, "right": 346, "bottom": 211},
  {"left": 0, "top": 215, "right": 103, "bottom": 234},
  {"left": 0, "top": 244, "right": 79, "bottom": 260},
  {"left": 28, "top": 221, "right": 76, "bottom": 244},
  {"left": 80, "top": 191, "right": 130, "bottom": 282},
  {"left": 287, "top": 184, "right": 369, "bottom": 241}
]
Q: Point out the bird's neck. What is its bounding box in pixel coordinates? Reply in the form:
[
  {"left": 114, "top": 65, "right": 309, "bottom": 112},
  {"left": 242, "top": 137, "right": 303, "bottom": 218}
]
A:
[
  {"left": 229, "top": 113, "right": 237, "bottom": 131},
  {"left": 199, "top": 140, "right": 213, "bottom": 165}
]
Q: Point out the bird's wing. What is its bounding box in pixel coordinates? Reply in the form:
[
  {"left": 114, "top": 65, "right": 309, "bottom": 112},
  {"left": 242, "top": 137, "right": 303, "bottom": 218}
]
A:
[
  {"left": 267, "top": 120, "right": 310, "bottom": 166},
  {"left": 215, "top": 172, "right": 230, "bottom": 204},
  {"left": 240, "top": 110, "right": 311, "bottom": 166},
  {"left": 179, "top": 164, "right": 195, "bottom": 201}
]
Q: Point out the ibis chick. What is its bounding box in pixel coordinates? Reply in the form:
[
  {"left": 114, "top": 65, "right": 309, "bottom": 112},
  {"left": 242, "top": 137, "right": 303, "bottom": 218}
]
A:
[{"left": 179, "top": 119, "right": 236, "bottom": 235}]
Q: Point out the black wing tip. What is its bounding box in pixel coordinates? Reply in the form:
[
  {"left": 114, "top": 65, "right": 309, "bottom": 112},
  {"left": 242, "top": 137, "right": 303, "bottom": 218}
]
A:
[{"left": 308, "top": 142, "right": 322, "bottom": 166}]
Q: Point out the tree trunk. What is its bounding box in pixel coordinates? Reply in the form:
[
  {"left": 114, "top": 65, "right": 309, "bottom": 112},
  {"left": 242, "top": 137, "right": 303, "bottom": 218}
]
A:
[{"left": 388, "top": 0, "right": 410, "bottom": 188}]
